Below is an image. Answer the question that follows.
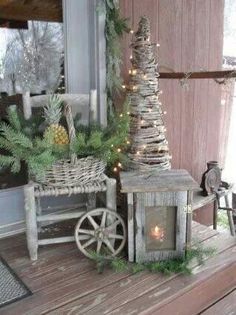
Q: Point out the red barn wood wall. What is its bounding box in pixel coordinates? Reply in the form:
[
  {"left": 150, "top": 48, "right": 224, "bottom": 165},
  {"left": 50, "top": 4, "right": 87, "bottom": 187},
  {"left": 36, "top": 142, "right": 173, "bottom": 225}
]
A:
[{"left": 120, "top": 0, "right": 231, "bottom": 225}]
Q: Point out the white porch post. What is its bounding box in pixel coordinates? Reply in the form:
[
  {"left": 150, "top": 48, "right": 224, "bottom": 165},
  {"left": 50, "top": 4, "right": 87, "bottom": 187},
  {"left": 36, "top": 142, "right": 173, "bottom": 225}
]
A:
[
  {"left": 62, "top": 0, "right": 107, "bottom": 126},
  {"left": 94, "top": 0, "right": 107, "bottom": 127}
]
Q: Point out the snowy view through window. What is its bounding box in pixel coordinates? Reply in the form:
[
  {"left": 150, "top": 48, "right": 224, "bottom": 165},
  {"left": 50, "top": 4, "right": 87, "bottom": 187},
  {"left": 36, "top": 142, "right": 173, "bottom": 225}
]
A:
[{"left": 0, "top": 21, "right": 63, "bottom": 95}]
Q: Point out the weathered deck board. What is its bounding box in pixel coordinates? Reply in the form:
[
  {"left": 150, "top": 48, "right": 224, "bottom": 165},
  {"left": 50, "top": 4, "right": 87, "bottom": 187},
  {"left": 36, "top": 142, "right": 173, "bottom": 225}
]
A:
[
  {"left": 0, "top": 222, "right": 235, "bottom": 315},
  {"left": 45, "top": 223, "right": 219, "bottom": 314},
  {"left": 74, "top": 232, "right": 235, "bottom": 315},
  {"left": 111, "top": 247, "right": 235, "bottom": 315},
  {"left": 201, "top": 289, "right": 236, "bottom": 315}
]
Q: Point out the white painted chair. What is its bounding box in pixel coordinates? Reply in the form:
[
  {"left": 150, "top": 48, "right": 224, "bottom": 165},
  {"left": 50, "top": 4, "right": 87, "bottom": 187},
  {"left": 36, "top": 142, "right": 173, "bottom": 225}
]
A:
[{"left": 22, "top": 91, "right": 97, "bottom": 123}]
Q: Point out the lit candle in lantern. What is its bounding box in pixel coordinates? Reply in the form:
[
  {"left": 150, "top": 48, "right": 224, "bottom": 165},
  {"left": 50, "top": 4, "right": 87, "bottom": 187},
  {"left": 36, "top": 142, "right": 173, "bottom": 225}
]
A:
[{"left": 150, "top": 225, "right": 165, "bottom": 242}]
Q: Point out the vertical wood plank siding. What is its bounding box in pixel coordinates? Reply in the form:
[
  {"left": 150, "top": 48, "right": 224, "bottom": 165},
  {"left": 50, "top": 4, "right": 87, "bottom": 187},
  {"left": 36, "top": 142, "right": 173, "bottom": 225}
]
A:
[{"left": 120, "top": 0, "right": 230, "bottom": 224}]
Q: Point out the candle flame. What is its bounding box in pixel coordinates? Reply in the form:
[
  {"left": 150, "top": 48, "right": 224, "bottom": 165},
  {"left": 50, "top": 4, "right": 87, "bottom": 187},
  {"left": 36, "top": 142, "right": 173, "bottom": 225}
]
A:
[{"left": 150, "top": 225, "right": 165, "bottom": 242}]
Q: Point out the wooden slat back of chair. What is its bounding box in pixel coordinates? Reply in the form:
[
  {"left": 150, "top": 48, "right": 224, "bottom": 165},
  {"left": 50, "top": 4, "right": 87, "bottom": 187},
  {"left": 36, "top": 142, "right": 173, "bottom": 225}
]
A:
[{"left": 23, "top": 91, "right": 97, "bottom": 125}]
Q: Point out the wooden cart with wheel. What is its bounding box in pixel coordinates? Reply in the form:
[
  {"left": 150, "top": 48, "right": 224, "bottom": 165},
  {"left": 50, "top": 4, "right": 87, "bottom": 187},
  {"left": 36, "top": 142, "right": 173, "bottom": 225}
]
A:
[{"left": 24, "top": 177, "right": 127, "bottom": 261}]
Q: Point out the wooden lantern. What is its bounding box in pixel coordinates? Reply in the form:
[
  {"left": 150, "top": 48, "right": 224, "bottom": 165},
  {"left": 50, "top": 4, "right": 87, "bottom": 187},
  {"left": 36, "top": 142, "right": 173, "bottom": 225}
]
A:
[{"left": 120, "top": 170, "right": 198, "bottom": 263}]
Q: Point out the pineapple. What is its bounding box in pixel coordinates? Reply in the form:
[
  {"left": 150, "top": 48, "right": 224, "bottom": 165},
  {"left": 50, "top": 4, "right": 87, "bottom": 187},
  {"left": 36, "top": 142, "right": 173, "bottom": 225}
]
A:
[{"left": 44, "top": 95, "right": 69, "bottom": 145}]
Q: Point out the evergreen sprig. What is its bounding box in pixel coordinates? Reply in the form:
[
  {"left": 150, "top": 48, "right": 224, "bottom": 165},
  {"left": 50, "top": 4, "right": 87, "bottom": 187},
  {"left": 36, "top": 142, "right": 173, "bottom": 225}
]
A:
[
  {"left": 90, "top": 242, "right": 216, "bottom": 275},
  {"left": 0, "top": 107, "right": 57, "bottom": 180},
  {"left": 72, "top": 106, "right": 130, "bottom": 168},
  {"left": 102, "top": 0, "right": 130, "bottom": 118},
  {"left": 6, "top": 105, "right": 21, "bottom": 131},
  {"left": 5, "top": 105, "right": 45, "bottom": 138},
  {"left": 0, "top": 103, "right": 130, "bottom": 178}
]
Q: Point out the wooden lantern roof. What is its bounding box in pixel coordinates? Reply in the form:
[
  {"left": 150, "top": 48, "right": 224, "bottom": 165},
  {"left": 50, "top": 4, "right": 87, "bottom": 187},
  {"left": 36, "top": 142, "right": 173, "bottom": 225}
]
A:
[{"left": 0, "top": 0, "right": 62, "bottom": 27}]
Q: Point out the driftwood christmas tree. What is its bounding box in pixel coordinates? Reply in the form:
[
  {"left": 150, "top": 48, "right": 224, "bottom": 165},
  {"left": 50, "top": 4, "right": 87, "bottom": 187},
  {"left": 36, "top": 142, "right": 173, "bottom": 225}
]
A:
[{"left": 127, "top": 16, "right": 171, "bottom": 171}]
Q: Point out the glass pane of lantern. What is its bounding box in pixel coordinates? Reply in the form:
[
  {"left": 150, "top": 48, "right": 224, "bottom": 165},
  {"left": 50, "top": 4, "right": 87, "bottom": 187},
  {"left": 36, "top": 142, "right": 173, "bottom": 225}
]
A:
[{"left": 145, "top": 206, "right": 177, "bottom": 251}]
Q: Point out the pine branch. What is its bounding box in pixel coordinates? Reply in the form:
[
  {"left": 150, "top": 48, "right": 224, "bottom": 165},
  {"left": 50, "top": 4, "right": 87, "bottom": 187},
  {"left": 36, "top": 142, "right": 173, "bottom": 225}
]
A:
[
  {"left": 90, "top": 243, "right": 216, "bottom": 275},
  {"left": 0, "top": 122, "right": 33, "bottom": 149},
  {"left": 6, "top": 106, "right": 21, "bottom": 131},
  {"left": 87, "top": 131, "right": 103, "bottom": 149},
  {"left": 10, "top": 158, "right": 21, "bottom": 173},
  {"left": 104, "top": 0, "right": 130, "bottom": 117},
  {"left": 0, "top": 155, "right": 16, "bottom": 170},
  {"left": 0, "top": 138, "right": 14, "bottom": 152},
  {"left": 0, "top": 109, "right": 58, "bottom": 177},
  {"left": 27, "top": 149, "right": 56, "bottom": 179},
  {"left": 71, "top": 110, "right": 130, "bottom": 169},
  {"left": 19, "top": 111, "right": 44, "bottom": 138}
]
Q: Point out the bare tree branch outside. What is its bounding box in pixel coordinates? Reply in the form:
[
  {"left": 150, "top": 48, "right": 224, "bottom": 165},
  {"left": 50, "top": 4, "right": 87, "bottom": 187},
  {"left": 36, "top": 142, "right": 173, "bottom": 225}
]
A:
[{"left": 0, "top": 21, "right": 63, "bottom": 95}]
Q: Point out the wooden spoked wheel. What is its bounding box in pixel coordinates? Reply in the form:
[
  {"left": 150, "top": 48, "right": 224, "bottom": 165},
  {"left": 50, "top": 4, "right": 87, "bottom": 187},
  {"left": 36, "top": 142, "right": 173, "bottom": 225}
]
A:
[{"left": 74, "top": 208, "right": 126, "bottom": 259}]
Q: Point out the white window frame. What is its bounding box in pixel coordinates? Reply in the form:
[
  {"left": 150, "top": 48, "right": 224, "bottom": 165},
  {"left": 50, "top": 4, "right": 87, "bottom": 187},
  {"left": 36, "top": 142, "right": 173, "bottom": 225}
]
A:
[{"left": 63, "top": 0, "right": 107, "bottom": 126}]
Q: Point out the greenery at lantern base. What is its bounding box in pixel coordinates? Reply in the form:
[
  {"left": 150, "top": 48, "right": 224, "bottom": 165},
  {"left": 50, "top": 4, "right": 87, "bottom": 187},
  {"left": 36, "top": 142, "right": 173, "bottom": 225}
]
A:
[{"left": 90, "top": 242, "right": 216, "bottom": 275}]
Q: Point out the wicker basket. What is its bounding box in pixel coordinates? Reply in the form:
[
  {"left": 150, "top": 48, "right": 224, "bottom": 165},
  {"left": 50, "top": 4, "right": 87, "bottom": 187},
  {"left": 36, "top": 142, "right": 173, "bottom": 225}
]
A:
[
  {"left": 37, "top": 157, "right": 106, "bottom": 187},
  {"left": 36, "top": 103, "right": 106, "bottom": 187}
]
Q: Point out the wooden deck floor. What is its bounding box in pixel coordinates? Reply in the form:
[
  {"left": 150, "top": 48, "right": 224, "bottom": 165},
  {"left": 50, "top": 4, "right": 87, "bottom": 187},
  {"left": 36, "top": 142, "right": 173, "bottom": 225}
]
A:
[{"left": 0, "top": 222, "right": 235, "bottom": 315}]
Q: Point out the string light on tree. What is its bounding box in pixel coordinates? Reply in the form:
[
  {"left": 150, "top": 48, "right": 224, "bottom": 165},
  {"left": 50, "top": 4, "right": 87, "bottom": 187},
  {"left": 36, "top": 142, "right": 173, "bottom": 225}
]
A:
[{"left": 127, "top": 16, "right": 171, "bottom": 171}]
